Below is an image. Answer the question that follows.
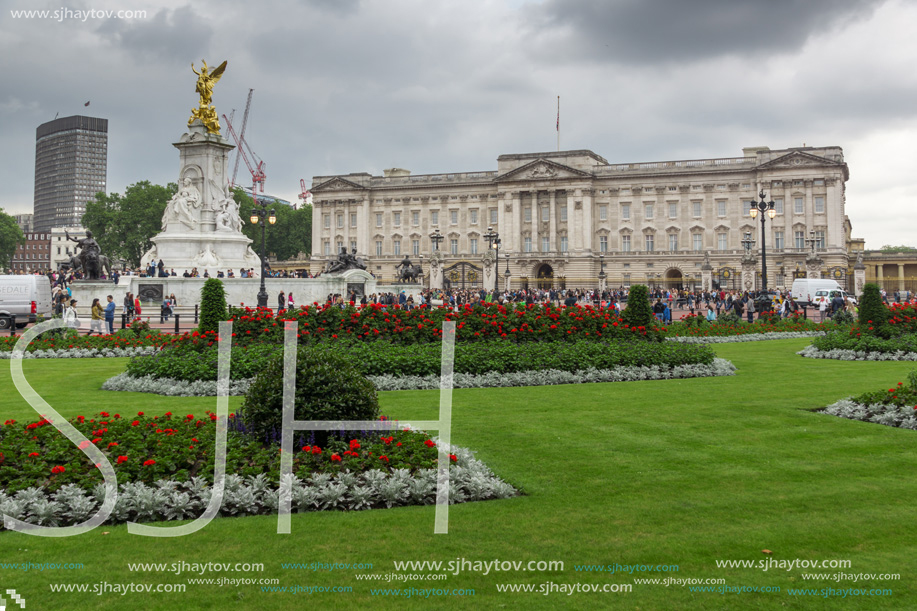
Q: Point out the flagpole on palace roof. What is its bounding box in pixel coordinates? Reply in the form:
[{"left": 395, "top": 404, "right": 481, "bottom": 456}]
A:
[{"left": 556, "top": 96, "right": 560, "bottom": 152}]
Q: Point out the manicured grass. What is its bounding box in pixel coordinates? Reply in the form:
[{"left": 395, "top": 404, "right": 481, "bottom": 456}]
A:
[{"left": 1, "top": 340, "right": 915, "bottom": 609}]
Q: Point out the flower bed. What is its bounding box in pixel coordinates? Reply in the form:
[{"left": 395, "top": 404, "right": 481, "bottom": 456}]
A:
[
  {"left": 121, "top": 339, "right": 715, "bottom": 384},
  {"left": 0, "top": 412, "right": 518, "bottom": 529},
  {"left": 0, "top": 329, "right": 169, "bottom": 355},
  {"left": 797, "top": 345, "right": 917, "bottom": 361},
  {"left": 204, "top": 302, "right": 665, "bottom": 347},
  {"left": 662, "top": 313, "right": 834, "bottom": 338},
  {"left": 104, "top": 358, "right": 736, "bottom": 395},
  {"left": 0, "top": 347, "right": 157, "bottom": 359},
  {"left": 821, "top": 373, "right": 917, "bottom": 430},
  {"left": 667, "top": 332, "right": 824, "bottom": 344},
  {"left": 808, "top": 328, "right": 917, "bottom": 357}
]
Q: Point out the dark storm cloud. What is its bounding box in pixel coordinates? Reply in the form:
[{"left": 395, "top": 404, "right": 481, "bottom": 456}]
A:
[
  {"left": 530, "top": 0, "right": 887, "bottom": 64},
  {"left": 96, "top": 5, "right": 213, "bottom": 61}
]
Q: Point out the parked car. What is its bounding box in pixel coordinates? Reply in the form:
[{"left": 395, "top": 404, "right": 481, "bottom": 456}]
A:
[{"left": 0, "top": 275, "right": 53, "bottom": 329}]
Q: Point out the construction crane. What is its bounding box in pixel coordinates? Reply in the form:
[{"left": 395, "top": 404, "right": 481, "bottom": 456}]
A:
[
  {"left": 223, "top": 112, "right": 265, "bottom": 201},
  {"left": 230, "top": 89, "right": 254, "bottom": 188},
  {"left": 297, "top": 179, "right": 312, "bottom": 210}
]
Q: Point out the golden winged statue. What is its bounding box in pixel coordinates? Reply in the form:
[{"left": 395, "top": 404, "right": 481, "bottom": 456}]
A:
[{"left": 188, "top": 59, "right": 227, "bottom": 134}]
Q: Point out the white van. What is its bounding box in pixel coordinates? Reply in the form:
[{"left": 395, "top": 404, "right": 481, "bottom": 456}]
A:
[
  {"left": 790, "top": 279, "right": 845, "bottom": 307},
  {"left": 0, "top": 275, "right": 53, "bottom": 329}
]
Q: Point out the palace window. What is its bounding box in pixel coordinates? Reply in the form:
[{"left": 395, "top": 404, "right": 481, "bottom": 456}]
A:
[
  {"left": 560, "top": 207, "right": 568, "bottom": 222},
  {"left": 470, "top": 209, "right": 478, "bottom": 224},
  {"left": 621, "top": 235, "right": 631, "bottom": 252},
  {"left": 412, "top": 239, "right": 420, "bottom": 255},
  {"left": 393, "top": 212, "right": 401, "bottom": 226},
  {"left": 337, "top": 214, "right": 343, "bottom": 228},
  {"left": 717, "top": 232, "right": 727, "bottom": 251},
  {"left": 450, "top": 239, "right": 458, "bottom": 255},
  {"left": 490, "top": 208, "right": 498, "bottom": 224},
  {"left": 541, "top": 237, "right": 549, "bottom": 252},
  {"left": 668, "top": 203, "right": 677, "bottom": 219},
  {"left": 350, "top": 213, "right": 357, "bottom": 228},
  {"left": 350, "top": 240, "right": 357, "bottom": 252},
  {"left": 692, "top": 202, "right": 701, "bottom": 218},
  {"left": 323, "top": 214, "right": 330, "bottom": 229},
  {"left": 560, "top": 236, "right": 568, "bottom": 252},
  {"left": 794, "top": 197, "right": 804, "bottom": 214},
  {"left": 541, "top": 206, "right": 549, "bottom": 222},
  {"left": 375, "top": 241, "right": 382, "bottom": 256},
  {"left": 794, "top": 231, "right": 805, "bottom": 249},
  {"left": 524, "top": 207, "right": 532, "bottom": 222},
  {"left": 599, "top": 205, "right": 607, "bottom": 221},
  {"left": 524, "top": 236, "right": 532, "bottom": 252},
  {"left": 717, "top": 201, "right": 726, "bottom": 216},
  {"left": 692, "top": 233, "right": 703, "bottom": 251},
  {"left": 815, "top": 196, "right": 825, "bottom": 214},
  {"left": 376, "top": 213, "right": 383, "bottom": 227},
  {"left": 431, "top": 211, "right": 439, "bottom": 225},
  {"left": 621, "top": 204, "right": 630, "bottom": 220},
  {"left": 393, "top": 240, "right": 401, "bottom": 256},
  {"left": 323, "top": 240, "right": 330, "bottom": 255},
  {"left": 774, "top": 231, "right": 785, "bottom": 250},
  {"left": 599, "top": 235, "right": 607, "bottom": 252},
  {"left": 645, "top": 234, "right": 654, "bottom": 252},
  {"left": 412, "top": 211, "right": 420, "bottom": 225},
  {"left": 668, "top": 233, "right": 678, "bottom": 251},
  {"left": 774, "top": 198, "right": 784, "bottom": 214},
  {"left": 450, "top": 210, "right": 458, "bottom": 224},
  {"left": 815, "top": 230, "right": 825, "bottom": 249},
  {"left": 644, "top": 204, "right": 653, "bottom": 220}
]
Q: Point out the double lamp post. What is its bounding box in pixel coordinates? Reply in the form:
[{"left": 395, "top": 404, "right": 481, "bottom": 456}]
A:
[{"left": 249, "top": 201, "right": 276, "bottom": 308}]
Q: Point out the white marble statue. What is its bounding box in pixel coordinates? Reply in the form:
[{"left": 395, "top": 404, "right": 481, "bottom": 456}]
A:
[
  {"left": 193, "top": 244, "right": 221, "bottom": 267},
  {"left": 162, "top": 178, "right": 202, "bottom": 229}
]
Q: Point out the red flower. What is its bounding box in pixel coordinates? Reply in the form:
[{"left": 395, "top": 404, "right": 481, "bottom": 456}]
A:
[
  {"left": 78, "top": 440, "right": 91, "bottom": 450},
  {"left": 330, "top": 453, "right": 342, "bottom": 462},
  {"left": 311, "top": 446, "right": 322, "bottom": 455},
  {"left": 379, "top": 455, "right": 389, "bottom": 462},
  {"left": 143, "top": 459, "right": 156, "bottom": 466},
  {"left": 131, "top": 421, "right": 140, "bottom": 427},
  {"left": 137, "top": 411, "right": 144, "bottom": 416},
  {"left": 302, "top": 445, "right": 311, "bottom": 452},
  {"left": 449, "top": 454, "right": 457, "bottom": 462},
  {"left": 350, "top": 439, "right": 361, "bottom": 450},
  {"left": 28, "top": 452, "right": 39, "bottom": 457},
  {"left": 100, "top": 411, "right": 109, "bottom": 417},
  {"left": 108, "top": 442, "right": 119, "bottom": 448},
  {"left": 186, "top": 414, "right": 194, "bottom": 420},
  {"left": 424, "top": 439, "right": 436, "bottom": 447},
  {"left": 51, "top": 465, "right": 66, "bottom": 474},
  {"left": 116, "top": 456, "right": 129, "bottom": 464}
]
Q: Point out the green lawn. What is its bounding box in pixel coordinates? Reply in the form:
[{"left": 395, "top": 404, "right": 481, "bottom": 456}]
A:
[{"left": 0, "top": 339, "right": 914, "bottom": 610}]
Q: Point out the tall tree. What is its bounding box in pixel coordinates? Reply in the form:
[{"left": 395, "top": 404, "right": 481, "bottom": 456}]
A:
[
  {"left": 0, "top": 209, "right": 25, "bottom": 270},
  {"left": 82, "top": 181, "right": 176, "bottom": 267},
  {"left": 235, "top": 189, "right": 312, "bottom": 261}
]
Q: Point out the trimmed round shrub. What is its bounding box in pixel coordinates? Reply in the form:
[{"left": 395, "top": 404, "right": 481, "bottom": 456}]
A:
[
  {"left": 622, "top": 284, "right": 653, "bottom": 331},
  {"left": 240, "top": 347, "right": 379, "bottom": 446},
  {"left": 858, "top": 283, "right": 888, "bottom": 336},
  {"left": 199, "top": 278, "right": 228, "bottom": 334}
]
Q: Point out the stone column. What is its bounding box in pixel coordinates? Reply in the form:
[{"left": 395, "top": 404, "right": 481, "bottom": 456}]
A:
[
  {"left": 530, "top": 191, "right": 539, "bottom": 254},
  {"left": 701, "top": 253, "right": 713, "bottom": 292},
  {"left": 741, "top": 256, "right": 756, "bottom": 292},
  {"left": 899, "top": 263, "right": 906, "bottom": 292},
  {"left": 582, "top": 189, "right": 594, "bottom": 252},
  {"left": 512, "top": 191, "right": 522, "bottom": 254},
  {"left": 854, "top": 257, "right": 866, "bottom": 297},
  {"left": 566, "top": 193, "right": 575, "bottom": 252},
  {"left": 877, "top": 264, "right": 884, "bottom": 290},
  {"left": 360, "top": 194, "right": 371, "bottom": 255},
  {"left": 548, "top": 190, "right": 557, "bottom": 253}
]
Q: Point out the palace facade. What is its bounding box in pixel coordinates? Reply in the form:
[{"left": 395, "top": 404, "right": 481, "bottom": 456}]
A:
[{"left": 310, "top": 146, "right": 853, "bottom": 291}]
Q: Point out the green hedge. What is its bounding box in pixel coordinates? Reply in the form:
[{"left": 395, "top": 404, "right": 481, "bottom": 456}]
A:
[{"left": 125, "top": 339, "right": 715, "bottom": 382}]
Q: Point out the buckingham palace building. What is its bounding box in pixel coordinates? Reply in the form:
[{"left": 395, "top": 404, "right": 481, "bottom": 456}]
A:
[{"left": 310, "top": 145, "right": 854, "bottom": 292}]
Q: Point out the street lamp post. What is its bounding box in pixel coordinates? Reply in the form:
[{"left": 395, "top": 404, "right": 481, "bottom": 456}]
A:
[
  {"left": 597, "top": 253, "right": 606, "bottom": 299},
  {"left": 430, "top": 228, "right": 444, "bottom": 252},
  {"left": 504, "top": 253, "right": 511, "bottom": 292},
  {"left": 749, "top": 190, "right": 776, "bottom": 292},
  {"left": 249, "top": 202, "right": 276, "bottom": 308}
]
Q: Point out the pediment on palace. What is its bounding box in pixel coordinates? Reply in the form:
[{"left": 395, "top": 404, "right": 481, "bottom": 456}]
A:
[
  {"left": 756, "top": 151, "right": 846, "bottom": 171},
  {"left": 311, "top": 176, "right": 367, "bottom": 192},
  {"left": 495, "top": 158, "right": 592, "bottom": 182}
]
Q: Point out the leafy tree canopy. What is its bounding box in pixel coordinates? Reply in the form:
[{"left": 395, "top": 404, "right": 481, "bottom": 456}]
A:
[
  {"left": 878, "top": 244, "right": 917, "bottom": 253},
  {"left": 82, "top": 181, "right": 176, "bottom": 268},
  {"left": 0, "top": 209, "right": 25, "bottom": 270},
  {"left": 235, "top": 188, "right": 312, "bottom": 262}
]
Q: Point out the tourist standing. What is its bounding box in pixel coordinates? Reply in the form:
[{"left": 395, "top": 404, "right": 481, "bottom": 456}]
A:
[
  {"left": 134, "top": 295, "right": 142, "bottom": 317},
  {"left": 104, "top": 295, "right": 116, "bottom": 334},
  {"left": 287, "top": 293, "right": 295, "bottom": 311},
  {"left": 277, "top": 291, "right": 286, "bottom": 314},
  {"left": 63, "top": 299, "right": 79, "bottom": 329},
  {"left": 89, "top": 298, "right": 104, "bottom": 335}
]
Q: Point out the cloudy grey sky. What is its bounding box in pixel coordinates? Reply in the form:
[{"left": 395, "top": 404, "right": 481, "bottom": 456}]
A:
[{"left": 1, "top": 0, "right": 915, "bottom": 248}]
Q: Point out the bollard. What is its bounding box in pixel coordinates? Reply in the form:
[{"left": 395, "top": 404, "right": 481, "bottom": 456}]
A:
[
  {"left": 9, "top": 315, "right": 15, "bottom": 336},
  {"left": 194, "top": 304, "right": 199, "bottom": 324},
  {"left": 121, "top": 313, "right": 126, "bottom": 330},
  {"left": 174, "top": 313, "right": 180, "bottom": 334}
]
